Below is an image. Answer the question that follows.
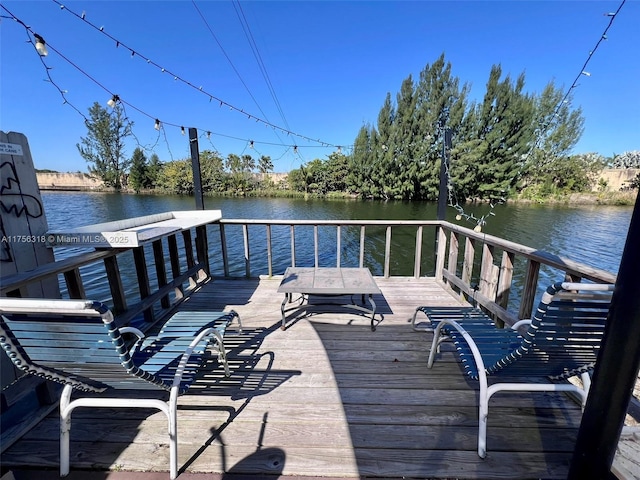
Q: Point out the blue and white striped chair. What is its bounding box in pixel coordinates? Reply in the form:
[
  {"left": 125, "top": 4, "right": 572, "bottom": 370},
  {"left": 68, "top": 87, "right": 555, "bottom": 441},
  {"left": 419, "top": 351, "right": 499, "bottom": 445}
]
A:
[
  {"left": 424, "top": 282, "right": 614, "bottom": 458},
  {"left": 0, "top": 298, "right": 241, "bottom": 479}
]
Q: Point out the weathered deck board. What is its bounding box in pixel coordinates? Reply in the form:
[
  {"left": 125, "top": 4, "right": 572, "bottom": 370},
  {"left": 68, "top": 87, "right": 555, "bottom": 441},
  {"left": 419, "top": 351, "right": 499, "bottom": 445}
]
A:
[{"left": 0, "top": 277, "right": 630, "bottom": 478}]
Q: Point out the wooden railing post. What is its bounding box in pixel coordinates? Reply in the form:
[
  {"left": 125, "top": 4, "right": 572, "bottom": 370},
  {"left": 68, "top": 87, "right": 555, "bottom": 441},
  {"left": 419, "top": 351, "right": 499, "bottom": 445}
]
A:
[
  {"left": 461, "top": 236, "right": 476, "bottom": 289},
  {"left": 167, "top": 234, "right": 184, "bottom": 301},
  {"left": 290, "top": 225, "right": 296, "bottom": 267},
  {"left": 314, "top": 225, "right": 319, "bottom": 268},
  {"left": 152, "top": 240, "right": 170, "bottom": 309},
  {"left": 496, "top": 250, "right": 514, "bottom": 309},
  {"left": 63, "top": 269, "right": 85, "bottom": 299},
  {"left": 414, "top": 225, "right": 423, "bottom": 279},
  {"left": 519, "top": 259, "right": 540, "bottom": 320},
  {"left": 218, "top": 224, "right": 229, "bottom": 277},
  {"left": 336, "top": 225, "right": 341, "bottom": 268},
  {"left": 447, "top": 230, "right": 459, "bottom": 282},
  {"left": 133, "top": 246, "right": 153, "bottom": 322},
  {"left": 266, "top": 225, "right": 273, "bottom": 277},
  {"left": 434, "top": 226, "right": 447, "bottom": 282},
  {"left": 195, "top": 225, "right": 209, "bottom": 280},
  {"left": 479, "top": 243, "right": 498, "bottom": 301},
  {"left": 384, "top": 226, "right": 392, "bottom": 278},
  {"left": 104, "top": 256, "right": 126, "bottom": 315},
  {"left": 242, "top": 224, "right": 251, "bottom": 278},
  {"left": 182, "top": 230, "right": 198, "bottom": 286},
  {"left": 359, "top": 226, "right": 365, "bottom": 268}
]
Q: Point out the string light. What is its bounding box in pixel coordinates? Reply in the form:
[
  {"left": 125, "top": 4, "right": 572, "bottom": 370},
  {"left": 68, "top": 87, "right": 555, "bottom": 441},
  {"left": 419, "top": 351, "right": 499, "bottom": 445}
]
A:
[
  {"left": 180, "top": 126, "right": 185, "bottom": 135},
  {"left": 107, "top": 94, "right": 119, "bottom": 108},
  {"left": 3, "top": 7, "right": 335, "bottom": 168},
  {"left": 3, "top": 5, "right": 353, "bottom": 161},
  {"left": 51, "top": 0, "right": 343, "bottom": 150},
  {"left": 33, "top": 33, "right": 48, "bottom": 56}
]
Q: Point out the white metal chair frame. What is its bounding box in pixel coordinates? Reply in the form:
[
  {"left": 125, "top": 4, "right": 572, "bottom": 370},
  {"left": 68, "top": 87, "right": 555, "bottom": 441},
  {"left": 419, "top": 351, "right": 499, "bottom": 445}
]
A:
[
  {"left": 425, "top": 282, "right": 614, "bottom": 458},
  {"left": 0, "top": 298, "right": 241, "bottom": 479}
]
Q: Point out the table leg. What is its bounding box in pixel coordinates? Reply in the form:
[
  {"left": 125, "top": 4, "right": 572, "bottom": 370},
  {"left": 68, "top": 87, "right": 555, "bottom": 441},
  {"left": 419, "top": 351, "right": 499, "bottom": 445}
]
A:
[
  {"left": 368, "top": 294, "right": 377, "bottom": 331},
  {"left": 280, "top": 294, "right": 288, "bottom": 330}
]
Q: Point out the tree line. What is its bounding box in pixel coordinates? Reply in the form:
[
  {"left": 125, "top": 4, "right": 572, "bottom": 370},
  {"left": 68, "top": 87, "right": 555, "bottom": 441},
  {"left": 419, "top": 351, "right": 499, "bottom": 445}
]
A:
[{"left": 78, "top": 53, "right": 624, "bottom": 200}]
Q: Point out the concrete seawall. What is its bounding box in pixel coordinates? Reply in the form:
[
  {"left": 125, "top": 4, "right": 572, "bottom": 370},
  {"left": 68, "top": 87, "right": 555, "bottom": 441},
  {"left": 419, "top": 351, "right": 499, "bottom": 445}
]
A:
[
  {"left": 596, "top": 168, "right": 640, "bottom": 191},
  {"left": 36, "top": 172, "right": 104, "bottom": 191}
]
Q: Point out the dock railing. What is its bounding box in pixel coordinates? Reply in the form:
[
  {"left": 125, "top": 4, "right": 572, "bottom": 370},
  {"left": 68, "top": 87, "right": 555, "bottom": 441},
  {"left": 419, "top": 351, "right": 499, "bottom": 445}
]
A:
[
  {"left": 0, "top": 218, "right": 617, "bottom": 331},
  {"left": 214, "top": 219, "right": 617, "bottom": 327}
]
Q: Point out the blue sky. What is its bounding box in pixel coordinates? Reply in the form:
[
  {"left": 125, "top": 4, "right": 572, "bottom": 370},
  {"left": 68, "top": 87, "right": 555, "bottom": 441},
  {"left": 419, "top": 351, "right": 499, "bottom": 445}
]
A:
[{"left": 1, "top": 1, "right": 638, "bottom": 174}]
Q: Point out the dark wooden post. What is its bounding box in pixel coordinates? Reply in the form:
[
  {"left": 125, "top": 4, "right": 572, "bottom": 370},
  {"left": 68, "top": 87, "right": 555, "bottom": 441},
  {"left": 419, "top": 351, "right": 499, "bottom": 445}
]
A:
[
  {"left": 568, "top": 192, "right": 640, "bottom": 478},
  {"left": 437, "top": 128, "right": 451, "bottom": 221},
  {"left": 189, "top": 127, "right": 204, "bottom": 211}
]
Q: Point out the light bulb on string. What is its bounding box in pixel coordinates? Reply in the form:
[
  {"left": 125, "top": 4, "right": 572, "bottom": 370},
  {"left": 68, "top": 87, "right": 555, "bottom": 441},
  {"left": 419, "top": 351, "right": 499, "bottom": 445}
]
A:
[
  {"left": 154, "top": 119, "right": 161, "bottom": 131},
  {"left": 107, "top": 95, "right": 119, "bottom": 108},
  {"left": 249, "top": 140, "right": 254, "bottom": 149},
  {"left": 181, "top": 126, "right": 185, "bottom": 135},
  {"left": 33, "top": 34, "right": 48, "bottom": 56}
]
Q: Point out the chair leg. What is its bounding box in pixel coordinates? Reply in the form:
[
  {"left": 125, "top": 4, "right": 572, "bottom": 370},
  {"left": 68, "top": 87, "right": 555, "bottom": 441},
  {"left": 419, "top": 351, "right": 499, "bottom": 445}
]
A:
[
  {"left": 168, "top": 388, "right": 179, "bottom": 480},
  {"left": 59, "top": 385, "right": 74, "bottom": 477},
  {"left": 211, "top": 329, "right": 230, "bottom": 377},
  {"left": 478, "top": 373, "right": 489, "bottom": 459},
  {"left": 232, "top": 311, "right": 243, "bottom": 334},
  {"left": 427, "top": 323, "right": 445, "bottom": 367},
  {"left": 411, "top": 309, "right": 421, "bottom": 331},
  {"left": 580, "top": 372, "right": 592, "bottom": 409}
]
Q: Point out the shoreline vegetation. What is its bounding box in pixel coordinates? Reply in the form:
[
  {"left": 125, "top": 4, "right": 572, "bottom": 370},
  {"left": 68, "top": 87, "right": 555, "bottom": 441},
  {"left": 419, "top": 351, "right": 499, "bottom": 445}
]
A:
[{"left": 38, "top": 178, "right": 638, "bottom": 207}]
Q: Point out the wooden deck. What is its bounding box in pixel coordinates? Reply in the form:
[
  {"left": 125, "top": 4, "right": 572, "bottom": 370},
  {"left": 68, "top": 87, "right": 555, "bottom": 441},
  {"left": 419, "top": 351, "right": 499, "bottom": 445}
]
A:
[{"left": 1, "top": 277, "right": 636, "bottom": 479}]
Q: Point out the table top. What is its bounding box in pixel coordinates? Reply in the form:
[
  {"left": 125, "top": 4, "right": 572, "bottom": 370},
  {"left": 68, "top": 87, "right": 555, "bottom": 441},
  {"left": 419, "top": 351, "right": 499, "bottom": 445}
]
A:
[{"left": 277, "top": 267, "right": 381, "bottom": 295}]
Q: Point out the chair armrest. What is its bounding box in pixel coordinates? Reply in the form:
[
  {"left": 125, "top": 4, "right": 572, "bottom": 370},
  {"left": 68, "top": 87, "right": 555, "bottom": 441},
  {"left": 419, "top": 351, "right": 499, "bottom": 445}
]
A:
[
  {"left": 119, "top": 326, "right": 145, "bottom": 356},
  {"left": 428, "top": 319, "right": 488, "bottom": 373},
  {"left": 120, "top": 326, "right": 145, "bottom": 339},
  {"left": 511, "top": 319, "right": 532, "bottom": 330},
  {"left": 170, "top": 327, "right": 223, "bottom": 388}
]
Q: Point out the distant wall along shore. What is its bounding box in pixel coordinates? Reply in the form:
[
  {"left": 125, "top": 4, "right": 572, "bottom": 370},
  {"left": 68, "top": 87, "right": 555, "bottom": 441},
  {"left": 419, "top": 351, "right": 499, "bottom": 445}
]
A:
[
  {"left": 36, "top": 170, "right": 638, "bottom": 192},
  {"left": 37, "top": 172, "right": 104, "bottom": 191}
]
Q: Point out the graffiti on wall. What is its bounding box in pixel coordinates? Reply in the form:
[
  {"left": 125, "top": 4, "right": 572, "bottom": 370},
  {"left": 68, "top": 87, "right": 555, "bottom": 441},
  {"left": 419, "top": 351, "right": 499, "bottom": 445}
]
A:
[{"left": 0, "top": 161, "right": 45, "bottom": 262}]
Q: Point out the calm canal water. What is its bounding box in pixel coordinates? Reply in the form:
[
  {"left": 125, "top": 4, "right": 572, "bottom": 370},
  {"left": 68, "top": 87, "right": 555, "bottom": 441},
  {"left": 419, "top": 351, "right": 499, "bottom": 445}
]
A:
[{"left": 41, "top": 192, "right": 633, "bottom": 306}]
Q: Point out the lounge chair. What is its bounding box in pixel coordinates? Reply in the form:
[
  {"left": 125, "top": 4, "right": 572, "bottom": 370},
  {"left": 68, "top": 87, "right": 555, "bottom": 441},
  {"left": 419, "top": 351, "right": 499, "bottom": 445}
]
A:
[
  {"left": 420, "top": 282, "right": 614, "bottom": 458},
  {"left": 0, "top": 298, "right": 241, "bottom": 479}
]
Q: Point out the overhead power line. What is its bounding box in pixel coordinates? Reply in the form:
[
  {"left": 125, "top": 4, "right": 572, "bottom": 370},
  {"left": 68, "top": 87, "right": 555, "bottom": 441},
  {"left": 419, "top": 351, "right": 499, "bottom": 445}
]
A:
[
  {"left": 232, "top": 0, "right": 291, "bottom": 131},
  {"left": 190, "top": 0, "right": 274, "bottom": 129},
  {"left": 48, "top": 0, "right": 343, "bottom": 149}
]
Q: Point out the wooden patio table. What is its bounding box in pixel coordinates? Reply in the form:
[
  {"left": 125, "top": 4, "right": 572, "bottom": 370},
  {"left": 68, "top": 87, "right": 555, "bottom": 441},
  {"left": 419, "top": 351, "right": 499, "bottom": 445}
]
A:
[{"left": 277, "top": 267, "right": 381, "bottom": 331}]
